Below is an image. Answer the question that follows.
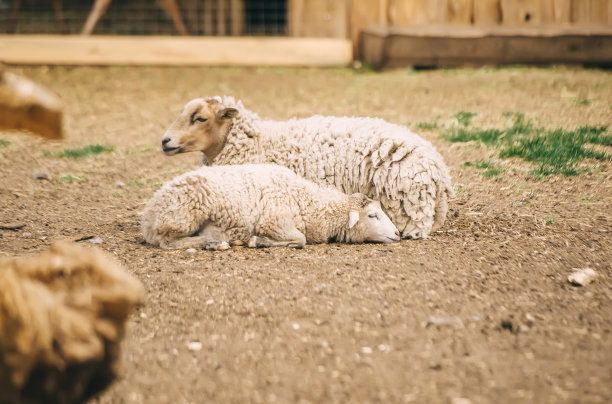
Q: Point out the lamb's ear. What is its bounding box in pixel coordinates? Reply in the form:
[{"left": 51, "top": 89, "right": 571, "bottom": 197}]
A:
[
  {"left": 216, "top": 107, "right": 239, "bottom": 121},
  {"left": 348, "top": 210, "right": 360, "bottom": 229}
]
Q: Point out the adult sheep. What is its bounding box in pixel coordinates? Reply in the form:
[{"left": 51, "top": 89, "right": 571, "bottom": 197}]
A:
[
  {"left": 141, "top": 164, "right": 400, "bottom": 249},
  {"left": 161, "top": 96, "right": 453, "bottom": 239}
]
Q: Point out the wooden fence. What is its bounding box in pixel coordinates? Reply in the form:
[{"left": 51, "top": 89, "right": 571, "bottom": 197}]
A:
[{"left": 289, "top": 0, "right": 612, "bottom": 55}]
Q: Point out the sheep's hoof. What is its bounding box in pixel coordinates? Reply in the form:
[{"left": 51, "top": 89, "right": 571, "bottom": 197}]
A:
[
  {"left": 288, "top": 243, "right": 305, "bottom": 249},
  {"left": 215, "top": 241, "right": 230, "bottom": 251},
  {"left": 232, "top": 240, "right": 245, "bottom": 247},
  {"left": 247, "top": 236, "right": 258, "bottom": 248}
]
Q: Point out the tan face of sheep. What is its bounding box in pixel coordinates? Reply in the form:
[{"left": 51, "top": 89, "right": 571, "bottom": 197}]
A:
[
  {"left": 348, "top": 194, "right": 400, "bottom": 244},
  {"left": 161, "top": 98, "right": 238, "bottom": 158}
]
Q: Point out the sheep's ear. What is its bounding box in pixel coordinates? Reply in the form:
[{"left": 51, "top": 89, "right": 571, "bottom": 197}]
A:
[
  {"left": 216, "top": 107, "right": 238, "bottom": 121},
  {"left": 348, "top": 210, "right": 360, "bottom": 229}
]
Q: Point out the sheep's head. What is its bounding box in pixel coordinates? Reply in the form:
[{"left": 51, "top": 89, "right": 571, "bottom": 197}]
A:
[
  {"left": 161, "top": 98, "right": 238, "bottom": 160},
  {"left": 347, "top": 194, "right": 400, "bottom": 244}
]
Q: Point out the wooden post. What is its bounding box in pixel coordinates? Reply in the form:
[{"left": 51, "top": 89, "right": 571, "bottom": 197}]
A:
[
  {"left": 230, "top": 0, "right": 244, "bottom": 36},
  {"left": 473, "top": 0, "right": 500, "bottom": 25},
  {"left": 217, "top": 0, "right": 226, "bottom": 35},
  {"left": 288, "top": 0, "right": 303, "bottom": 36},
  {"left": 203, "top": 0, "right": 214, "bottom": 35}
]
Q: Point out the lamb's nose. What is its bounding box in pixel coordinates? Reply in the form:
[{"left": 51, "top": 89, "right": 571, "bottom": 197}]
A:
[
  {"left": 395, "top": 231, "right": 400, "bottom": 237},
  {"left": 161, "top": 137, "right": 171, "bottom": 146}
]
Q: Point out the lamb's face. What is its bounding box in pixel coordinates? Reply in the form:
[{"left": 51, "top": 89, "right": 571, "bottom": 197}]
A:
[
  {"left": 348, "top": 196, "right": 400, "bottom": 244},
  {"left": 161, "top": 98, "right": 238, "bottom": 157}
]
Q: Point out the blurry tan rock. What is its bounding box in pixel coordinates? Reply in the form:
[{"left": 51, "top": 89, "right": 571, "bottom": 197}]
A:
[
  {"left": 0, "top": 64, "right": 63, "bottom": 139},
  {"left": 0, "top": 242, "right": 144, "bottom": 404}
]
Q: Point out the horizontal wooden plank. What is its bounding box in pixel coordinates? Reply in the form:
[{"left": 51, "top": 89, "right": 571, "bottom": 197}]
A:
[
  {"left": 361, "top": 25, "right": 612, "bottom": 68},
  {"left": 0, "top": 35, "right": 353, "bottom": 66}
]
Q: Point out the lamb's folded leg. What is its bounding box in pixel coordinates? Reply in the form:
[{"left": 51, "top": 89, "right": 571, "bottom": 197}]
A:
[
  {"left": 160, "top": 236, "right": 230, "bottom": 251},
  {"left": 247, "top": 227, "right": 306, "bottom": 249}
]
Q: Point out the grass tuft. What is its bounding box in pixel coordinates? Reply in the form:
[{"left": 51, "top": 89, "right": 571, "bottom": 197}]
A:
[
  {"left": 454, "top": 111, "right": 477, "bottom": 127},
  {"left": 60, "top": 174, "right": 86, "bottom": 183},
  {"left": 0, "top": 139, "right": 11, "bottom": 147},
  {"left": 416, "top": 121, "right": 439, "bottom": 130},
  {"left": 442, "top": 112, "right": 611, "bottom": 178},
  {"left": 464, "top": 160, "right": 505, "bottom": 180},
  {"left": 47, "top": 144, "right": 115, "bottom": 159}
]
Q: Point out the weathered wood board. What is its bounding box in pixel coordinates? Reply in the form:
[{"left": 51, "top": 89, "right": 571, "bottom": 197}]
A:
[
  {"left": 0, "top": 36, "right": 353, "bottom": 66},
  {"left": 361, "top": 25, "right": 612, "bottom": 68}
]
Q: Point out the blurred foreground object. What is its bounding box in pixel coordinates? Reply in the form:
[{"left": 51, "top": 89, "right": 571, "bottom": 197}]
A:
[
  {"left": 0, "top": 242, "right": 144, "bottom": 404},
  {"left": 0, "top": 64, "right": 63, "bottom": 139}
]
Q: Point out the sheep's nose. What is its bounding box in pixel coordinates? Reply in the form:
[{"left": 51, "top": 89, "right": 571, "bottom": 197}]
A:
[
  {"left": 395, "top": 231, "right": 400, "bottom": 237},
  {"left": 161, "top": 137, "right": 171, "bottom": 146}
]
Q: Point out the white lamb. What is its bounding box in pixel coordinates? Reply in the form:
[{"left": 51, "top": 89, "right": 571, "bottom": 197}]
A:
[
  {"left": 161, "top": 96, "right": 454, "bottom": 239},
  {"left": 141, "top": 164, "right": 400, "bottom": 250}
]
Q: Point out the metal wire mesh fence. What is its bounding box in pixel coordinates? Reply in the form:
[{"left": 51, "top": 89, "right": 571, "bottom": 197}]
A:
[{"left": 0, "top": 0, "right": 288, "bottom": 36}]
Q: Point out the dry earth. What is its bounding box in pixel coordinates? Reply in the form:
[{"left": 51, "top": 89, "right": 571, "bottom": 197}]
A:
[{"left": 1, "top": 65, "right": 611, "bottom": 404}]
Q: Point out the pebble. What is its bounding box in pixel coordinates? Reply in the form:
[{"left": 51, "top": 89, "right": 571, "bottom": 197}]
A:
[
  {"left": 426, "top": 316, "right": 464, "bottom": 329},
  {"left": 116, "top": 180, "right": 126, "bottom": 187},
  {"left": 568, "top": 268, "right": 596, "bottom": 286},
  {"left": 185, "top": 248, "right": 197, "bottom": 255},
  {"left": 89, "top": 236, "right": 103, "bottom": 244},
  {"left": 361, "top": 346, "right": 373, "bottom": 354},
  {"left": 32, "top": 170, "right": 50, "bottom": 180},
  {"left": 187, "top": 341, "right": 202, "bottom": 352},
  {"left": 524, "top": 313, "right": 535, "bottom": 327}
]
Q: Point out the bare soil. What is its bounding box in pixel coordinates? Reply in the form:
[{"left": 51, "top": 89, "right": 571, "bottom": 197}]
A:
[{"left": 1, "top": 65, "right": 611, "bottom": 404}]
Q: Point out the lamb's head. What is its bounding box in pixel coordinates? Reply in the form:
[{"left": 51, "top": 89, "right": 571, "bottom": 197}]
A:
[
  {"left": 161, "top": 98, "right": 238, "bottom": 159},
  {"left": 346, "top": 194, "right": 400, "bottom": 244}
]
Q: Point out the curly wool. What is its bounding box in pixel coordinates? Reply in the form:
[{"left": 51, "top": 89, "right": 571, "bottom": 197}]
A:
[
  {"left": 141, "top": 164, "right": 394, "bottom": 249},
  {"left": 206, "top": 96, "right": 454, "bottom": 239}
]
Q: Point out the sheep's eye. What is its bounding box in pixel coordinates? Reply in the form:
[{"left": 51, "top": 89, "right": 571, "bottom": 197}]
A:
[
  {"left": 368, "top": 213, "right": 378, "bottom": 219},
  {"left": 195, "top": 117, "right": 207, "bottom": 123}
]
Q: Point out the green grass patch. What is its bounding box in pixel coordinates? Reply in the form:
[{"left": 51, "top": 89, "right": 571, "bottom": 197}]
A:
[
  {"left": 111, "top": 192, "right": 123, "bottom": 198},
  {"left": 454, "top": 111, "right": 477, "bottom": 127},
  {"left": 545, "top": 217, "right": 557, "bottom": 225},
  {"left": 60, "top": 174, "right": 86, "bottom": 183},
  {"left": 47, "top": 144, "right": 114, "bottom": 159},
  {"left": 581, "top": 193, "right": 595, "bottom": 202},
  {"left": 442, "top": 112, "right": 611, "bottom": 178},
  {"left": 0, "top": 139, "right": 11, "bottom": 147},
  {"left": 464, "top": 160, "right": 505, "bottom": 180},
  {"left": 128, "top": 179, "right": 146, "bottom": 187},
  {"left": 573, "top": 98, "right": 591, "bottom": 106},
  {"left": 415, "top": 121, "right": 439, "bottom": 130}
]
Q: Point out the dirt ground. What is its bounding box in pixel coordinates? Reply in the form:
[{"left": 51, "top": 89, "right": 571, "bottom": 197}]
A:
[{"left": 1, "top": 65, "right": 611, "bottom": 404}]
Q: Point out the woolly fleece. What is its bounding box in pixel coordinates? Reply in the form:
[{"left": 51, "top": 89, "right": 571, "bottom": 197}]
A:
[
  {"left": 199, "top": 97, "right": 454, "bottom": 238},
  {"left": 141, "top": 164, "right": 399, "bottom": 249}
]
